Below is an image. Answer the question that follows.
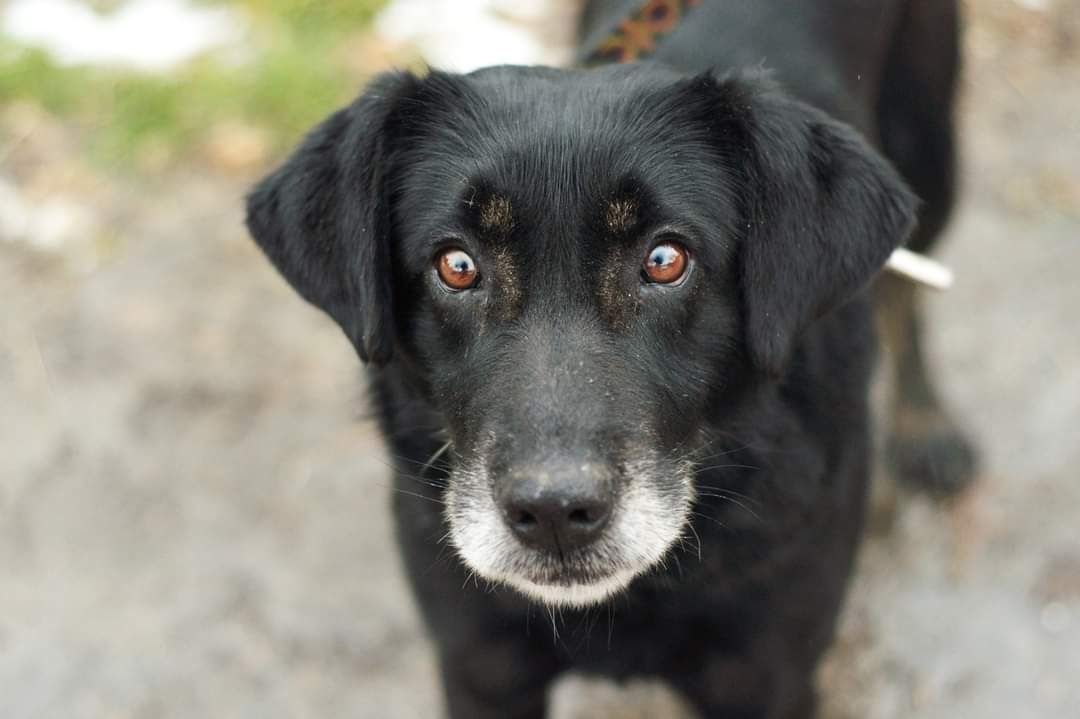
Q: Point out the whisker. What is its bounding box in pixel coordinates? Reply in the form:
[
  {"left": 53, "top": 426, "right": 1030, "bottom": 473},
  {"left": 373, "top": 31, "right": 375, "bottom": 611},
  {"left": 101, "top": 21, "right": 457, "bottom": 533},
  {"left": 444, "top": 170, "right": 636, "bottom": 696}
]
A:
[
  {"left": 422, "top": 545, "right": 455, "bottom": 577},
  {"left": 691, "top": 510, "right": 729, "bottom": 531},
  {"left": 689, "top": 444, "right": 753, "bottom": 463},
  {"left": 694, "top": 462, "right": 761, "bottom": 473},
  {"left": 421, "top": 440, "right": 453, "bottom": 478},
  {"left": 383, "top": 485, "right": 446, "bottom": 505},
  {"left": 684, "top": 522, "right": 703, "bottom": 561},
  {"left": 392, "top": 472, "right": 449, "bottom": 490},
  {"left": 373, "top": 454, "right": 451, "bottom": 485},
  {"left": 694, "top": 491, "right": 763, "bottom": 521},
  {"left": 695, "top": 486, "right": 761, "bottom": 504},
  {"left": 382, "top": 449, "right": 452, "bottom": 472}
]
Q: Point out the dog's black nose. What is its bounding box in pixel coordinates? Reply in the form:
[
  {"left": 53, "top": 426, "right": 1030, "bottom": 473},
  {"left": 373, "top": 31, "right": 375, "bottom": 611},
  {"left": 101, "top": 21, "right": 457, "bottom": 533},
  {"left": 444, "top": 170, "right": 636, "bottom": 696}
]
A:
[{"left": 498, "top": 470, "right": 613, "bottom": 554}]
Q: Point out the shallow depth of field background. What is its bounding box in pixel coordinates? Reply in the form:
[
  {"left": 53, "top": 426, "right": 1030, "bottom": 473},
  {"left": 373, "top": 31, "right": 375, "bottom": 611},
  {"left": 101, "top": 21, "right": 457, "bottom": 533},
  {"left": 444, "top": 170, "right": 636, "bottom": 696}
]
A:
[{"left": 1, "top": 1, "right": 1078, "bottom": 717}]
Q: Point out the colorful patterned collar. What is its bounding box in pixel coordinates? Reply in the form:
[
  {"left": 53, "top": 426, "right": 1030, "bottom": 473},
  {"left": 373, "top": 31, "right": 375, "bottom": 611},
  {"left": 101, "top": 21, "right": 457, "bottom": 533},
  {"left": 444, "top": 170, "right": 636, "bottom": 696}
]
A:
[{"left": 585, "top": 0, "right": 702, "bottom": 66}]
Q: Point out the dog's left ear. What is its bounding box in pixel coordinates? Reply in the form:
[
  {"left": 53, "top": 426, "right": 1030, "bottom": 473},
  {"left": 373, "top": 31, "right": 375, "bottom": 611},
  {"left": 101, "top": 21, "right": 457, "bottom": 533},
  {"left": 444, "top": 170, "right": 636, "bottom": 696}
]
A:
[
  {"left": 710, "top": 73, "right": 918, "bottom": 377},
  {"left": 245, "top": 71, "right": 419, "bottom": 364}
]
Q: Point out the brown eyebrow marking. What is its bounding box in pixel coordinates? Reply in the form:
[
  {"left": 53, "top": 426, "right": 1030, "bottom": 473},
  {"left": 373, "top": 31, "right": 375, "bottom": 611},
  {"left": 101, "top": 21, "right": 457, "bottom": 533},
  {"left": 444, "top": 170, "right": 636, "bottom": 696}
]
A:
[
  {"left": 479, "top": 195, "right": 514, "bottom": 233},
  {"left": 605, "top": 197, "right": 638, "bottom": 234},
  {"left": 490, "top": 246, "right": 523, "bottom": 321},
  {"left": 597, "top": 248, "right": 639, "bottom": 331}
]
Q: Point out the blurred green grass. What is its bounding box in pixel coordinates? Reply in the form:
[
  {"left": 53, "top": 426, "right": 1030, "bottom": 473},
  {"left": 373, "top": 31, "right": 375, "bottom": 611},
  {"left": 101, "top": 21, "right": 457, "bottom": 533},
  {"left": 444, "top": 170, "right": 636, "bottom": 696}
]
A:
[{"left": 0, "top": 0, "right": 389, "bottom": 172}]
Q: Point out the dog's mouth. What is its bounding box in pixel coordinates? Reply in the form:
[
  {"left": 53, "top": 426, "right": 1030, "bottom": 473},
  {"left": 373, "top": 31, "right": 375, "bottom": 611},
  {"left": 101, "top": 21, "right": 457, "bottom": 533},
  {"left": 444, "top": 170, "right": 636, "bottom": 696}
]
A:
[
  {"left": 456, "top": 528, "right": 675, "bottom": 608},
  {"left": 494, "top": 564, "right": 646, "bottom": 607},
  {"left": 445, "top": 455, "right": 695, "bottom": 608}
]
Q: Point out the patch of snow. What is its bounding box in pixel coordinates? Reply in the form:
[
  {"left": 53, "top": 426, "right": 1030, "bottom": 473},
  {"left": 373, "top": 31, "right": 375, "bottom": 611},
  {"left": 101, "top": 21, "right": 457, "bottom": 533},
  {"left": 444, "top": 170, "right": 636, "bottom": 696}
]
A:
[
  {"left": 2, "top": 0, "right": 244, "bottom": 72},
  {"left": 374, "top": 0, "right": 575, "bottom": 71}
]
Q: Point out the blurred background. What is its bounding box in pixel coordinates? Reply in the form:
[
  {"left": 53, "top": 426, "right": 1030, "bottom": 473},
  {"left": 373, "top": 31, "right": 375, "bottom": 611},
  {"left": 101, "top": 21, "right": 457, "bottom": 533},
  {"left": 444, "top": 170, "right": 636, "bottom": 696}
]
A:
[{"left": 1, "top": 1, "right": 1078, "bottom": 717}]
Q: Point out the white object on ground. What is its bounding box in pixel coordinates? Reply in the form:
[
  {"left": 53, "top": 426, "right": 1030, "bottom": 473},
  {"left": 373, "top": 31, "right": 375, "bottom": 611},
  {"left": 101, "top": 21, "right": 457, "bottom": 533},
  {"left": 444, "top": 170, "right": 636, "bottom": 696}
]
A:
[
  {"left": 0, "top": 175, "right": 100, "bottom": 272},
  {"left": 374, "top": 0, "right": 575, "bottom": 71},
  {"left": 2, "top": 0, "right": 243, "bottom": 72},
  {"left": 885, "top": 247, "right": 954, "bottom": 290}
]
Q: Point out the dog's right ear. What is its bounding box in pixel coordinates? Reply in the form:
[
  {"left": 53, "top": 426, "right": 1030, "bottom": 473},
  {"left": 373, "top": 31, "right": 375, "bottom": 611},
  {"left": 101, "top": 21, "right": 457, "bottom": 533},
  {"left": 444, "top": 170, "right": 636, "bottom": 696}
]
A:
[
  {"left": 245, "top": 71, "right": 418, "bottom": 364},
  {"left": 696, "top": 71, "right": 918, "bottom": 377}
]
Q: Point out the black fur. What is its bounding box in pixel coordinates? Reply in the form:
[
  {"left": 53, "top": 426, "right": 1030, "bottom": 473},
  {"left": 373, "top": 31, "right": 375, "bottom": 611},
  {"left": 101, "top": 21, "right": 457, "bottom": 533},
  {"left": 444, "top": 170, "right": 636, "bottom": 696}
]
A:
[{"left": 244, "top": 2, "right": 961, "bottom": 717}]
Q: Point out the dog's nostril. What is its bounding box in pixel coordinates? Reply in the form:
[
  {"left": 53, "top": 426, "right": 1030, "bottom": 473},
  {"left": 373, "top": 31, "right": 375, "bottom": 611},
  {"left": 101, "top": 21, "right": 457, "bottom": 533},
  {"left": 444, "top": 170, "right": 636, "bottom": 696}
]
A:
[
  {"left": 568, "top": 507, "right": 594, "bottom": 525},
  {"left": 513, "top": 509, "right": 538, "bottom": 528}
]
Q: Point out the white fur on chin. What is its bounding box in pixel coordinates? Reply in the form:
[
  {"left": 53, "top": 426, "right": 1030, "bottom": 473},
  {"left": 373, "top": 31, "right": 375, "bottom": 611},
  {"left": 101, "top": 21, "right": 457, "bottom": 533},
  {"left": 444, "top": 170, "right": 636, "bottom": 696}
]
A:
[{"left": 498, "top": 568, "right": 643, "bottom": 608}]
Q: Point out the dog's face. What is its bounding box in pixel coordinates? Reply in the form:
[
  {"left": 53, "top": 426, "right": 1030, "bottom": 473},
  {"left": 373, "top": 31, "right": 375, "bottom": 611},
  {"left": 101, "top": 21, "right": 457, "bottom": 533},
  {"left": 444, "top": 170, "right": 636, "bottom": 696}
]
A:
[{"left": 246, "top": 65, "right": 915, "bottom": 607}]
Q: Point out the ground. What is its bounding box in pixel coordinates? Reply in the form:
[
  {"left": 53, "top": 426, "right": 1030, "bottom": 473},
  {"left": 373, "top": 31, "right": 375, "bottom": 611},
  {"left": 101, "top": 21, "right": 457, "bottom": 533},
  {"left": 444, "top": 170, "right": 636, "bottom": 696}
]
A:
[{"left": 1, "top": 1, "right": 1078, "bottom": 717}]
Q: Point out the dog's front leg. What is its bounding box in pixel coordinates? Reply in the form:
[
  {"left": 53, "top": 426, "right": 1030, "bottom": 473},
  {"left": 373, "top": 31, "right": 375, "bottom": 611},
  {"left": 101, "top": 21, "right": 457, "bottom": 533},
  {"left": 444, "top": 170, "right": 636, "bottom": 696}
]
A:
[
  {"left": 425, "top": 591, "right": 564, "bottom": 718},
  {"left": 671, "top": 663, "right": 817, "bottom": 719},
  {"left": 438, "top": 633, "right": 564, "bottom": 719}
]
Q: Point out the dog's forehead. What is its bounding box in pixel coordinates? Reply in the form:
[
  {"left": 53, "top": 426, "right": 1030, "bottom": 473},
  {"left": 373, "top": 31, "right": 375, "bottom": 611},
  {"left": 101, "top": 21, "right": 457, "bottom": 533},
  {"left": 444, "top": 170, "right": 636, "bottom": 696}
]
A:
[{"left": 394, "top": 66, "right": 725, "bottom": 252}]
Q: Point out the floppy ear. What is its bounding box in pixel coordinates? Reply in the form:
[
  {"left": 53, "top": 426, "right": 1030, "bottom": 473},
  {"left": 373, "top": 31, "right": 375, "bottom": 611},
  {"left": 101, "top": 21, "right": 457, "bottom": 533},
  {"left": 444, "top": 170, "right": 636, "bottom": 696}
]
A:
[
  {"left": 718, "top": 74, "right": 918, "bottom": 376},
  {"left": 245, "top": 71, "right": 417, "bottom": 364}
]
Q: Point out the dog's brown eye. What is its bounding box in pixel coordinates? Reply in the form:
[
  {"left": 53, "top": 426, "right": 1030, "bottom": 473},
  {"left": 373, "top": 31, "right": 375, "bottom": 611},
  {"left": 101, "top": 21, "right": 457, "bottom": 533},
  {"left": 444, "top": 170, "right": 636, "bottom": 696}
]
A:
[
  {"left": 436, "top": 248, "right": 479, "bottom": 290},
  {"left": 643, "top": 242, "right": 689, "bottom": 284}
]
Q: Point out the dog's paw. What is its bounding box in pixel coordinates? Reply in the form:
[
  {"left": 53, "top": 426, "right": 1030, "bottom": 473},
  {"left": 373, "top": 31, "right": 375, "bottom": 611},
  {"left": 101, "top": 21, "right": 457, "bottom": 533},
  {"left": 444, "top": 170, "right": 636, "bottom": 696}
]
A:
[{"left": 885, "top": 415, "right": 978, "bottom": 498}]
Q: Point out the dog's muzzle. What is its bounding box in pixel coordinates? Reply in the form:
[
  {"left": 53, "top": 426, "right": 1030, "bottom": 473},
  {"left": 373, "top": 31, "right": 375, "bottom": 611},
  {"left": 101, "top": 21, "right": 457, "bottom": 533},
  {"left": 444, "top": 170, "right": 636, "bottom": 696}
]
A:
[{"left": 445, "top": 450, "right": 695, "bottom": 608}]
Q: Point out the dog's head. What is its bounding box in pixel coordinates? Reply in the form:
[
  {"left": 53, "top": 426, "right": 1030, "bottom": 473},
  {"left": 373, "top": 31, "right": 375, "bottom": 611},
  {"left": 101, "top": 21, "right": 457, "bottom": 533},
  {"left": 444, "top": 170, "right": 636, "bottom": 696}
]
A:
[{"left": 246, "top": 65, "right": 915, "bottom": 607}]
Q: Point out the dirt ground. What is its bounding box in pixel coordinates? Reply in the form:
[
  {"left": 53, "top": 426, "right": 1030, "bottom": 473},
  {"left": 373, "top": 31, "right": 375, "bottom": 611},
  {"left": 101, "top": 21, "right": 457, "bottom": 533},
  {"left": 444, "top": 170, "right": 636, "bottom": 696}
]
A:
[{"left": 2, "top": 2, "right": 1079, "bottom": 717}]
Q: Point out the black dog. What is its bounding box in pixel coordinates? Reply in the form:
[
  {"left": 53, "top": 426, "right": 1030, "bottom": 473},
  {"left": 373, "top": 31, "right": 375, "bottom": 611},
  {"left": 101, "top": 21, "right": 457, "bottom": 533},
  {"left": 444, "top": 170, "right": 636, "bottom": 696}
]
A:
[{"left": 246, "top": 1, "right": 971, "bottom": 716}]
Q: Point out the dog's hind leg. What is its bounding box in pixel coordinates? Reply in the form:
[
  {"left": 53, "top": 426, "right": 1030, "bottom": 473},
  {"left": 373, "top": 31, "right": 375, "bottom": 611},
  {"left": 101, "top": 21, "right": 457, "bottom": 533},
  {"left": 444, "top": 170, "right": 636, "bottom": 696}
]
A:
[{"left": 873, "top": 0, "right": 977, "bottom": 497}]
